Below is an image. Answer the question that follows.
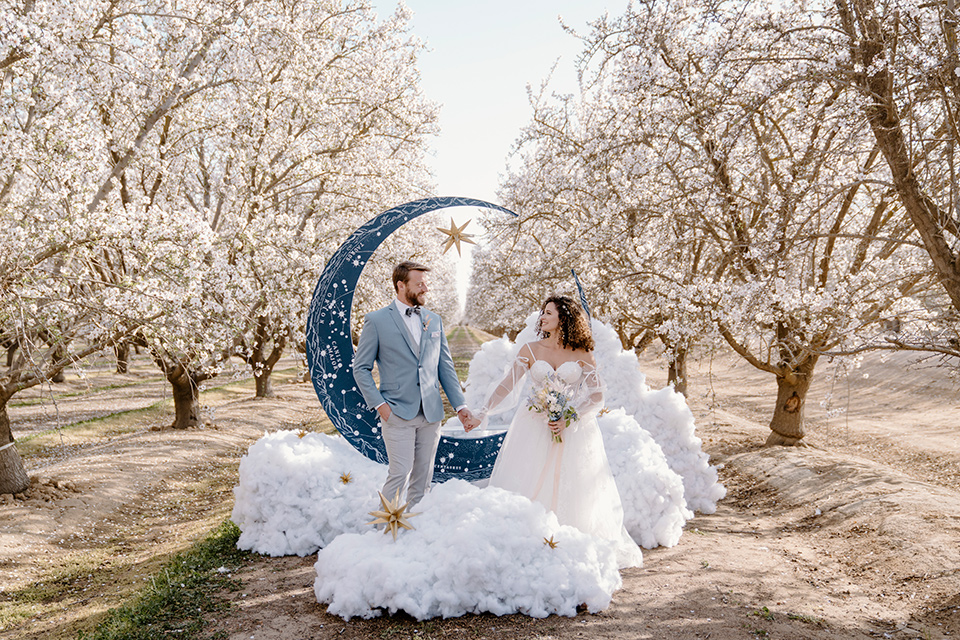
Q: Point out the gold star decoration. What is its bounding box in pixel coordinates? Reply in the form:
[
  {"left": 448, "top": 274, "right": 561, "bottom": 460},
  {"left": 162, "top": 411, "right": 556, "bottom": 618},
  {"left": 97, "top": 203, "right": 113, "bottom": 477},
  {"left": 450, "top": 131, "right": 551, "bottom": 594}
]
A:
[
  {"left": 543, "top": 535, "right": 559, "bottom": 549},
  {"left": 297, "top": 429, "right": 308, "bottom": 439},
  {"left": 339, "top": 471, "right": 352, "bottom": 485},
  {"left": 367, "top": 490, "right": 419, "bottom": 540},
  {"left": 436, "top": 217, "right": 477, "bottom": 256}
]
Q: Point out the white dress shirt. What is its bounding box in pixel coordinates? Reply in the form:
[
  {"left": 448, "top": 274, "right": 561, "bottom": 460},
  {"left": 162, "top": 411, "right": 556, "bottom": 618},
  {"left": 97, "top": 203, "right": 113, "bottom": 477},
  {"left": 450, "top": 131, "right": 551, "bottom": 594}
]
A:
[{"left": 395, "top": 298, "right": 423, "bottom": 347}]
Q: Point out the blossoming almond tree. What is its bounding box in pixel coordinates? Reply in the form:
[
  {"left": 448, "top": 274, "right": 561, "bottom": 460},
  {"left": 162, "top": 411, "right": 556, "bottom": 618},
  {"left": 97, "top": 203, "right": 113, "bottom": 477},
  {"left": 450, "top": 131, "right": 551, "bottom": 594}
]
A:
[
  {"left": 830, "top": 0, "right": 960, "bottom": 358},
  {"left": 0, "top": 0, "right": 251, "bottom": 490},
  {"left": 181, "top": 1, "right": 440, "bottom": 398},
  {"left": 479, "top": 0, "right": 941, "bottom": 445},
  {"left": 0, "top": 0, "right": 456, "bottom": 492}
]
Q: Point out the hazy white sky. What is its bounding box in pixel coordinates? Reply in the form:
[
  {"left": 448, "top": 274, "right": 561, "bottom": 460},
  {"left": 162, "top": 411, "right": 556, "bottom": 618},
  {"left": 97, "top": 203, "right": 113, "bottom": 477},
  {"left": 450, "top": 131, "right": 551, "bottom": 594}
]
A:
[{"left": 370, "top": 0, "right": 621, "bottom": 202}]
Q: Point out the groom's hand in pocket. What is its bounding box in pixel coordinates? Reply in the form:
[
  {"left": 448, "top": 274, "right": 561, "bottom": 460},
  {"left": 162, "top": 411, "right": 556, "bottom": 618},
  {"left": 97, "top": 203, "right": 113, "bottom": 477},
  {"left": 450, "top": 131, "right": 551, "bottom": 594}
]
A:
[{"left": 377, "top": 403, "right": 392, "bottom": 422}]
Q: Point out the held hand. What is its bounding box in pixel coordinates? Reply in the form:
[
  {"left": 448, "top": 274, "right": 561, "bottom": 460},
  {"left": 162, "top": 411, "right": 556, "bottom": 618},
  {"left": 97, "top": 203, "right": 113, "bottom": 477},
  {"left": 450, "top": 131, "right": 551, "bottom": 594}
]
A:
[{"left": 457, "top": 408, "right": 475, "bottom": 432}]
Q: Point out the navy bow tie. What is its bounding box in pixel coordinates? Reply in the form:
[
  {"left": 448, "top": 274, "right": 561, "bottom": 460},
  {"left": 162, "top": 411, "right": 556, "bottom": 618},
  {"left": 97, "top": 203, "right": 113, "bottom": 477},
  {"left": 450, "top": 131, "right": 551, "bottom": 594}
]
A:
[{"left": 405, "top": 306, "right": 421, "bottom": 316}]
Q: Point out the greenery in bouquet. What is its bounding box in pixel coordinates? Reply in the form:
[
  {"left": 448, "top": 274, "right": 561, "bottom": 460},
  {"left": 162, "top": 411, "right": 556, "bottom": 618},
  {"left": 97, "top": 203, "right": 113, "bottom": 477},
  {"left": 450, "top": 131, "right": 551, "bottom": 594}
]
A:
[{"left": 527, "top": 375, "right": 579, "bottom": 443}]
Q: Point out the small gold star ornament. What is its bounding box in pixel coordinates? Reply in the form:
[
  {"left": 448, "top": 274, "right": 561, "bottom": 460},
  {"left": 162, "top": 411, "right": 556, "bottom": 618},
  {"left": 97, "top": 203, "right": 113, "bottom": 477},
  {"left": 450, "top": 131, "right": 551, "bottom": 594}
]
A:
[
  {"left": 297, "top": 429, "right": 308, "bottom": 438},
  {"left": 437, "top": 217, "right": 477, "bottom": 256},
  {"left": 367, "top": 490, "right": 419, "bottom": 540},
  {"left": 543, "top": 535, "right": 559, "bottom": 549},
  {"left": 339, "top": 471, "right": 352, "bottom": 484}
]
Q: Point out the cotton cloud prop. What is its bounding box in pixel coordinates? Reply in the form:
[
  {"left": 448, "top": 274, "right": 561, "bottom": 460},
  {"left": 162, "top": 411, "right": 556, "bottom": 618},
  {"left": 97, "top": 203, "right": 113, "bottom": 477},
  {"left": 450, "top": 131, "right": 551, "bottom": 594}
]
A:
[
  {"left": 313, "top": 479, "right": 622, "bottom": 620},
  {"left": 232, "top": 431, "right": 386, "bottom": 556}
]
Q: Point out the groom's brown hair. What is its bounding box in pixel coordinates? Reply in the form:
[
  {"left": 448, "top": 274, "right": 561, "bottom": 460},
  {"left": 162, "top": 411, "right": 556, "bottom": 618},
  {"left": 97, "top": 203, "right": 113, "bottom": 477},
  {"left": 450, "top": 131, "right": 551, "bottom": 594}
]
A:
[{"left": 393, "top": 261, "right": 431, "bottom": 292}]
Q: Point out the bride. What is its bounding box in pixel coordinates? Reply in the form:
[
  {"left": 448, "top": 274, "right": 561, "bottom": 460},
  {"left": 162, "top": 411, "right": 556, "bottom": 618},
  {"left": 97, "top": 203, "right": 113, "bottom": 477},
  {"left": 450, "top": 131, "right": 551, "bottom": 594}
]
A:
[{"left": 470, "top": 296, "right": 643, "bottom": 568}]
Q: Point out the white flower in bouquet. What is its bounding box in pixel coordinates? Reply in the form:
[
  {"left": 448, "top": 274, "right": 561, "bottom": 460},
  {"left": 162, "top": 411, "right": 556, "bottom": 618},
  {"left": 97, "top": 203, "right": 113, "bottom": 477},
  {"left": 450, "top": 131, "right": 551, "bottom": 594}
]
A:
[{"left": 527, "top": 374, "right": 579, "bottom": 443}]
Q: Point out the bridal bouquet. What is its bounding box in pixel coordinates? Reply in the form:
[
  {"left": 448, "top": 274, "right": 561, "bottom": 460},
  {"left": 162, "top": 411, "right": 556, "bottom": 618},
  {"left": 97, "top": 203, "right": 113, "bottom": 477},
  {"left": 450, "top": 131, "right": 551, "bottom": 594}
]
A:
[{"left": 527, "top": 375, "right": 579, "bottom": 443}]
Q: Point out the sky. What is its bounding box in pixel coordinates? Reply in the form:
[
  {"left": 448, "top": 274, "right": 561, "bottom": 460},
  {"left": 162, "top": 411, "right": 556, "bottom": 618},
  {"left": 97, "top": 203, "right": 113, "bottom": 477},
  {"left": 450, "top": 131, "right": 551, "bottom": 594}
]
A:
[
  {"left": 369, "top": 0, "right": 621, "bottom": 202},
  {"left": 367, "top": 1, "right": 624, "bottom": 302}
]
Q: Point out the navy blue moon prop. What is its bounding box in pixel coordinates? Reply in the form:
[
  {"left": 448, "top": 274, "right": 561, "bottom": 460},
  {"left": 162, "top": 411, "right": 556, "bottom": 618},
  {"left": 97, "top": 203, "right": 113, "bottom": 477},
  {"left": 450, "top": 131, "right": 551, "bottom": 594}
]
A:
[{"left": 305, "top": 197, "right": 517, "bottom": 482}]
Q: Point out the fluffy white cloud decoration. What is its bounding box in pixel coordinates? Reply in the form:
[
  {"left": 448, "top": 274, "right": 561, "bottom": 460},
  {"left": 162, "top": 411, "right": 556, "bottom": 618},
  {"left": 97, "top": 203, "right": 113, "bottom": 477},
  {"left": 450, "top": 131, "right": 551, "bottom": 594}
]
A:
[
  {"left": 598, "top": 409, "right": 691, "bottom": 548},
  {"left": 313, "top": 479, "right": 622, "bottom": 620},
  {"left": 589, "top": 318, "right": 727, "bottom": 514},
  {"left": 232, "top": 431, "right": 386, "bottom": 556}
]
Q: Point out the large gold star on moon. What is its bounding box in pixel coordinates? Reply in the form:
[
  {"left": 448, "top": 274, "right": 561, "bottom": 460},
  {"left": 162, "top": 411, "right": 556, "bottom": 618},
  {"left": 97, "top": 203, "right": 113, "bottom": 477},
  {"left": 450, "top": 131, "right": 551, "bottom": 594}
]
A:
[
  {"left": 367, "top": 490, "right": 419, "bottom": 540},
  {"left": 437, "top": 217, "right": 477, "bottom": 256}
]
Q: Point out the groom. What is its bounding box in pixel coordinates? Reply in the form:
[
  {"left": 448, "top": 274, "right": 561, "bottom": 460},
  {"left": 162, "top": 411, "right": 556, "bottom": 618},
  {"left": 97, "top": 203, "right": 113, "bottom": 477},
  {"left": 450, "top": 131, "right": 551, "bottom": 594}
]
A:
[{"left": 353, "top": 261, "right": 474, "bottom": 507}]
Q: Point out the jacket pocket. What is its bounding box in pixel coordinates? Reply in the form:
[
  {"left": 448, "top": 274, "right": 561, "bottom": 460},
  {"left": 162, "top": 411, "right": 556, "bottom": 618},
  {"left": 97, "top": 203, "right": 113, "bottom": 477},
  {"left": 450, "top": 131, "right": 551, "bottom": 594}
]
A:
[{"left": 379, "top": 382, "right": 399, "bottom": 391}]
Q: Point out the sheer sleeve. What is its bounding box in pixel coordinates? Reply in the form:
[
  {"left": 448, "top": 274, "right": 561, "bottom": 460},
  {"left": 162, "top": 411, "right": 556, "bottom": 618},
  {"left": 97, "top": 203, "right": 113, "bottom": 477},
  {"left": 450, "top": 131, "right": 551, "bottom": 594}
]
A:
[
  {"left": 475, "top": 348, "right": 532, "bottom": 425},
  {"left": 570, "top": 362, "right": 605, "bottom": 428}
]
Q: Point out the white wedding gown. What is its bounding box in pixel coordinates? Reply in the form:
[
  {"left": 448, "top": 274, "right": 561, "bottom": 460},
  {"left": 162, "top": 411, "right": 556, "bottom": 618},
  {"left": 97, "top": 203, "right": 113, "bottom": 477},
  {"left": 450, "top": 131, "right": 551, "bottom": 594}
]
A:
[{"left": 481, "top": 355, "right": 643, "bottom": 568}]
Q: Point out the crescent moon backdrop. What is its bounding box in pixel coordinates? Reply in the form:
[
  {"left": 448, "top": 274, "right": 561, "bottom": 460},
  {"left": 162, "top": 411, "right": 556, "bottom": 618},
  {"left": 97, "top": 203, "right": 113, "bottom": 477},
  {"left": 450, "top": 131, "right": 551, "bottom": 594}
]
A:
[{"left": 305, "top": 196, "right": 517, "bottom": 482}]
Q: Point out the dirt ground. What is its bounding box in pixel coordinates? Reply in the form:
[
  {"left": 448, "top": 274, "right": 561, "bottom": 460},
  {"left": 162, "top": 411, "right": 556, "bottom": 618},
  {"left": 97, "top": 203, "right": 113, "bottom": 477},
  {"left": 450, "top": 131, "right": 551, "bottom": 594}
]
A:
[{"left": 2, "top": 348, "right": 960, "bottom": 640}]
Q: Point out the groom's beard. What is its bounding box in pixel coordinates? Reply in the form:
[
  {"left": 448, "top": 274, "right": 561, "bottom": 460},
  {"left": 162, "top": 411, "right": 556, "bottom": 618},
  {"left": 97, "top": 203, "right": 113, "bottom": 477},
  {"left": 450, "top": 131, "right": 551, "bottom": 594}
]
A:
[{"left": 404, "top": 291, "right": 425, "bottom": 307}]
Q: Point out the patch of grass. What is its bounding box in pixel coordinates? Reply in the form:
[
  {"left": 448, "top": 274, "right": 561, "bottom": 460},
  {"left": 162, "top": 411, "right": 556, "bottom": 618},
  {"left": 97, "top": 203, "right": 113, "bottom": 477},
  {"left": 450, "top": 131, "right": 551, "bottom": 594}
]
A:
[
  {"left": 751, "top": 605, "right": 775, "bottom": 621},
  {"left": 78, "top": 520, "right": 250, "bottom": 640},
  {"left": 377, "top": 620, "right": 444, "bottom": 639},
  {"left": 464, "top": 326, "right": 499, "bottom": 343},
  {"left": 18, "top": 402, "right": 168, "bottom": 448},
  {"left": 0, "top": 547, "right": 127, "bottom": 630},
  {"left": 787, "top": 611, "right": 825, "bottom": 626}
]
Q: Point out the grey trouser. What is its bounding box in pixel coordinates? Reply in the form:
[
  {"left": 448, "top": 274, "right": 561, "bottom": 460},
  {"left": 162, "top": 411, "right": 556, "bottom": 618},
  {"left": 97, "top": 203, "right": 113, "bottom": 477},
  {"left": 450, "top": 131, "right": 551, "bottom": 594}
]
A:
[{"left": 380, "top": 409, "right": 441, "bottom": 507}]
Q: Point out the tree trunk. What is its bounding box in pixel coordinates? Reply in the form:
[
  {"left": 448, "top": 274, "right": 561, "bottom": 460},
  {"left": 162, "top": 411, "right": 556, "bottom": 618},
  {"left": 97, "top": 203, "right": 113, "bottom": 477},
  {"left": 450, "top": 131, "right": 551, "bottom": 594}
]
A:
[
  {"left": 252, "top": 338, "right": 285, "bottom": 399},
  {"left": 168, "top": 368, "right": 201, "bottom": 429},
  {"left": 254, "top": 370, "right": 273, "bottom": 398},
  {"left": 114, "top": 341, "right": 130, "bottom": 374},
  {"left": 765, "top": 355, "right": 819, "bottom": 446},
  {"left": 667, "top": 346, "right": 688, "bottom": 396},
  {"left": 0, "top": 400, "right": 29, "bottom": 495},
  {"left": 248, "top": 320, "right": 286, "bottom": 399},
  {"left": 4, "top": 339, "right": 17, "bottom": 368},
  {"left": 660, "top": 333, "right": 690, "bottom": 395},
  {"left": 50, "top": 345, "right": 66, "bottom": 383}
]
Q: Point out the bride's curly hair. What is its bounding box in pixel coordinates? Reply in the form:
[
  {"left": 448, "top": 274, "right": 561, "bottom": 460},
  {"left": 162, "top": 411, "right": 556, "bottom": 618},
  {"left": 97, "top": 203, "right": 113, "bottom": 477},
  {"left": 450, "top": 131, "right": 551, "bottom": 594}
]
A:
[{"left": 537, "top": 295, "right": 595, "bottom": 351}]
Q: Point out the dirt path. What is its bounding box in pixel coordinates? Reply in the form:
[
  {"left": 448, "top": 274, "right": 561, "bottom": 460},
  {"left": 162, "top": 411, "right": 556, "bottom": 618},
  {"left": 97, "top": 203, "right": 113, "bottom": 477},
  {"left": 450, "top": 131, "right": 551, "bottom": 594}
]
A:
[{"left": 2, "top": 346, "right": 960, "bottom": 639}]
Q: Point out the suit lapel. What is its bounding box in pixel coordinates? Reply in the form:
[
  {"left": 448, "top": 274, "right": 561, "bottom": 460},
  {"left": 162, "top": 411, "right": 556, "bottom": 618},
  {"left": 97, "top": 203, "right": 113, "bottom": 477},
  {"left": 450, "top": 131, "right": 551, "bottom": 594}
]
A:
[
  {"left": 387, "top": 301, "right": 420, "bottom": 358},
  {"left": 418, "top": 310, "right": 433, "bottom": 360}
]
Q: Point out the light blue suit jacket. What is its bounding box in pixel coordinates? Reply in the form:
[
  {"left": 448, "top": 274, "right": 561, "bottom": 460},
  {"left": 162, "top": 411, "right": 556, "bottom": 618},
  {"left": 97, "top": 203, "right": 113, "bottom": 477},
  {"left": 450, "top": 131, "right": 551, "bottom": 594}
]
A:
[{"left": 352, "top": 301, "right": 465, "bottom": 423}]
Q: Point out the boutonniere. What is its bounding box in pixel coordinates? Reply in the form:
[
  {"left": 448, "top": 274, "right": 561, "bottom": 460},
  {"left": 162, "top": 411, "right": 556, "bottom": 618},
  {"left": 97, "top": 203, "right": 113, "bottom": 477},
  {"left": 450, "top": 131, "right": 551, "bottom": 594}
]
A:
[{"left": 422, "top": 316, "right": 431, "bottom": 331}]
